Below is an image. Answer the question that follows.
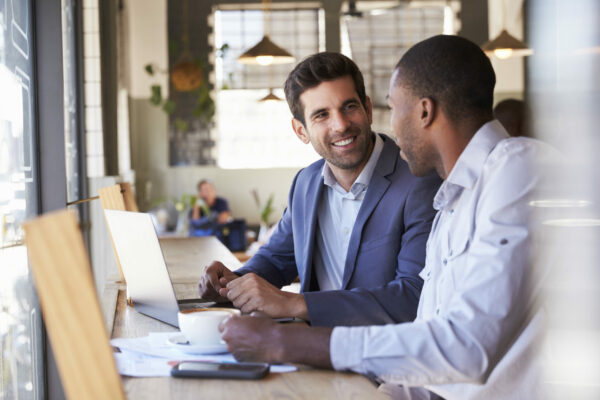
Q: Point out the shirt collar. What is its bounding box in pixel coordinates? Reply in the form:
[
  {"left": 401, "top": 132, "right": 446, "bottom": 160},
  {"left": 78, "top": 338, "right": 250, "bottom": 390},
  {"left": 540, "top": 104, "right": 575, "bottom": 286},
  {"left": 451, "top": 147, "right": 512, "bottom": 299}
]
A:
[
  {"left": 434, "top": 120, "right": 509, "bottom": 210},
  {"left": 322, "top": 133, "right": 384, "bottom": 196}
]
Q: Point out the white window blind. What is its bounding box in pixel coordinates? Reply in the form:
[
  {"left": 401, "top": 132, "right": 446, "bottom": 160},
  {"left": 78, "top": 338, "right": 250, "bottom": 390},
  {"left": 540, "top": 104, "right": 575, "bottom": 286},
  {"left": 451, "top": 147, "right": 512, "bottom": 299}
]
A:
[
  {"left": 343, "top": 2, "right": 449, "bottom": 108},
  {"left": 214, "top": 8, "right": 322, "bottom": 169}
]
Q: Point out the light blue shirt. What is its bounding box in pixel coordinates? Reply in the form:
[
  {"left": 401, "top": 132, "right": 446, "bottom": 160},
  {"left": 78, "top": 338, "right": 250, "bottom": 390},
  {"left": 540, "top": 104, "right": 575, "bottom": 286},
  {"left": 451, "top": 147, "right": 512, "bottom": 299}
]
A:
[
  {"left": 330, "top": 121, "right": 558, "bottom": 399},
  {"left": 313, "top": 133, "right": 384, "bottom": 291}
]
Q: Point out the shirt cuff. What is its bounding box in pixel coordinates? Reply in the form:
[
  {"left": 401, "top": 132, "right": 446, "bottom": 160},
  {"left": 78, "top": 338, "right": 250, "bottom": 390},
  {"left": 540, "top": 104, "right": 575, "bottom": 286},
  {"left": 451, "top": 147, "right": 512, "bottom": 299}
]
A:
[{"left": 330, "top": 326, "right": 367, "bottom": 372}]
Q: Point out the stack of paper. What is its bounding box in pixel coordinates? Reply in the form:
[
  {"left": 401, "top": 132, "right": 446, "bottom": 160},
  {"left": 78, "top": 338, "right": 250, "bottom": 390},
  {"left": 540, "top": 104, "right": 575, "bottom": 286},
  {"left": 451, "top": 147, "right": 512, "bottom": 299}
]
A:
[{"left": 110, "top": 332, "right": 297, "bottom": 377}]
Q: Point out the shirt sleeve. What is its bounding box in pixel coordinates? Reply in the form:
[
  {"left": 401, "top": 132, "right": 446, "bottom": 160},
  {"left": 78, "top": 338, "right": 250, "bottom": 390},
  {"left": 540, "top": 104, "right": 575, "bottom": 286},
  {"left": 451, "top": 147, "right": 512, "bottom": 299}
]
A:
[{"left": 330, "top": 143, "right": 546, "bottom": 387}]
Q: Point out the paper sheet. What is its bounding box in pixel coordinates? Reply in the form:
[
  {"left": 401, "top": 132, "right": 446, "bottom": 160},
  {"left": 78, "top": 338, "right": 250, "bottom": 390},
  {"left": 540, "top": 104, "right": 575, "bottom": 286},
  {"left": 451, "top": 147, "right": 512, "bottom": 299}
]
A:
[{"left": 111, "top": 332, "right": 297, "bottom": 377}]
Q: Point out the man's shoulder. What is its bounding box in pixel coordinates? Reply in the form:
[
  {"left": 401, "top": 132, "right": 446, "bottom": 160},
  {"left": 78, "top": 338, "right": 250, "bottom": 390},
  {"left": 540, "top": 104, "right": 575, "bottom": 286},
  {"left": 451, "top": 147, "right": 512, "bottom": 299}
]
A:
[
  {"left": 488, "top": 137, "right": 560, "bottom": 168},
  {"left": 215, "top": 197, "right": 230, "bottom": 210},
  {"left": 296, "top": 158, "right": 326, "bottom": 180}
]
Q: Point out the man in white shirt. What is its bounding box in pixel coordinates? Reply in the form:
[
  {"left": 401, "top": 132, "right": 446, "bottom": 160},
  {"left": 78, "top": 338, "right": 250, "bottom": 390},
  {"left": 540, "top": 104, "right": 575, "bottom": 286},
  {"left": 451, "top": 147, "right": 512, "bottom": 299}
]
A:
[{"left": 220, "top": 35, "right": 554, "bottom": 399}]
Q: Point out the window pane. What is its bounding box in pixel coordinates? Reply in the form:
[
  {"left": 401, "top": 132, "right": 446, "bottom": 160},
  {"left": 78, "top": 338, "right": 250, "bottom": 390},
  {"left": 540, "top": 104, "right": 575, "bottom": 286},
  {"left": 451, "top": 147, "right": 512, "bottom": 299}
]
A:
[
  {"left": 0, "top": 0, "right": 44, "bottom": 398},
  {"left": 344, "top": 3, "right": 447, "bottom": 108},
  {"left": 214, "top": 8, "right": 321, "bottom": 168},
  {"left": 63, "top": 0, "right": 83, "bottom": 203},
  {"left": 216, "top": 89, "right": 319, "bottom": 169}
]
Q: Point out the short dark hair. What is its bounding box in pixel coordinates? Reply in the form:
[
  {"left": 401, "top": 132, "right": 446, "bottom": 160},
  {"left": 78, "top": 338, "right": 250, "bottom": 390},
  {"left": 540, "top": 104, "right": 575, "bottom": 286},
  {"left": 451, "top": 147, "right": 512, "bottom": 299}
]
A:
[
  {"left": 284, "top": 52, "right": 367, "bottom": 125},
  {"left": 494, "top": 98, "right": 528, "bottom": 137},
  {"left": 394, "top": 35, "right": 495, "bottom": 123},
  {"left": 197, "top": 179, "right": 212, "bottom": 190}
]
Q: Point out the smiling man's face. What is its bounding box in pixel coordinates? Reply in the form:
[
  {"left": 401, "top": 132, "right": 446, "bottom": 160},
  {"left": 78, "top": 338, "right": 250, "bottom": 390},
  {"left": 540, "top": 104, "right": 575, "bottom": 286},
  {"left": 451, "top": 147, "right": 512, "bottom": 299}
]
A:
[{"left": 292, "top": 76, "right": 374, "bottom": 174}]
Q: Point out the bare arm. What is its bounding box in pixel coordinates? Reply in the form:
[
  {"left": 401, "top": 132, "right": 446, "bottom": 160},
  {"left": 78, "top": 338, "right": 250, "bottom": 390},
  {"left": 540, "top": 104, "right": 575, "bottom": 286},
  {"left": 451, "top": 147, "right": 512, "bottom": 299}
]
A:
[
  {"left": 217, "top": 210, "right": 231, "bottom": 224},
  {"left": 191, "top": 204, "right": 201, "bottom": 220},
  {"left": 221, "top": 273, "right": 308, "bottom": 319},
  {"left": 198, "top": 261, "right": 239, "bottom": 302},
  {"left": 220, "top": 314, "right": 333, "bottom": 368}
]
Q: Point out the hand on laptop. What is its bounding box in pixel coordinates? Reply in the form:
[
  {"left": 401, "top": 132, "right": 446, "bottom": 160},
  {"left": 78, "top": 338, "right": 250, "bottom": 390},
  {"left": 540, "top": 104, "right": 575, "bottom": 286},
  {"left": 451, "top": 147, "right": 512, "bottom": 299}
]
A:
[
  {"left": 198, "top": 261, "right": 239, "bottom": 302},
  {"left": 221, "top": 273, "right": 308, "bottom": 320}
]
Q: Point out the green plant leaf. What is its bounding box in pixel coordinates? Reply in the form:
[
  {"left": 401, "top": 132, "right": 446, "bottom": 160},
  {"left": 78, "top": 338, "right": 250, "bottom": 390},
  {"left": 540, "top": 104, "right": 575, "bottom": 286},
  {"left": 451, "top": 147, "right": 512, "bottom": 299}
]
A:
[
  {"left": 261, "top": 194, "right": 275, "bottom": 225},
  {"left": 162, "top": 99, "right": 176, "bottom": 114},
  {"left": 150, "top": 85, "right": 162, "bottom": 106},
  {"left": 175, "top": 118, "right": 188, "bottom": 132},
  {"left": 216, "top": 43, "right": 230, "bottom": 58},
  {"left": 144, "top": 64, "right": 154, "bottom": 75},
  {"left": 168, "top": 40, "right": 179, "bottom": 58}
]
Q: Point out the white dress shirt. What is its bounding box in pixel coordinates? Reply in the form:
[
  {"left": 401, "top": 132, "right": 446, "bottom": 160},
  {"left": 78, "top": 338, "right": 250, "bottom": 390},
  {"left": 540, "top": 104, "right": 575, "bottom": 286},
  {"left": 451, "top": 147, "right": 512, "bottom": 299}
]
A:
[
  {"left": 330, "top": 120, "right": 556, "bottom": 399},
  {"left": 314, "top": 133, "right": 384, "bottom": 291}
]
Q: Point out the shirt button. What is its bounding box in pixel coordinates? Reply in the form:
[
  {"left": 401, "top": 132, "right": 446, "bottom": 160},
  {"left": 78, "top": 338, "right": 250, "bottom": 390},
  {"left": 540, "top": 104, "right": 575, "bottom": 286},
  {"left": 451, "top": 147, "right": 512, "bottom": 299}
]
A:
[
  {"left": 435, "top": 307, "right": 440, "bottom": 315},
  {"left": 442, "top": 258, "right": 447, "bottom": 265},
  {"left": 449, "top": 209, "right": 454, "bottom": 215}
]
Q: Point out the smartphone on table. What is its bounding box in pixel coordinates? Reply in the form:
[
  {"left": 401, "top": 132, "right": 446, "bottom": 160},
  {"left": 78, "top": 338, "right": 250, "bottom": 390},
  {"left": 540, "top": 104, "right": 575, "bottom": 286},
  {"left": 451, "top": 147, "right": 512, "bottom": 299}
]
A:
[{"left": 171, "top": 361, "right": 270, "bottom": 379}]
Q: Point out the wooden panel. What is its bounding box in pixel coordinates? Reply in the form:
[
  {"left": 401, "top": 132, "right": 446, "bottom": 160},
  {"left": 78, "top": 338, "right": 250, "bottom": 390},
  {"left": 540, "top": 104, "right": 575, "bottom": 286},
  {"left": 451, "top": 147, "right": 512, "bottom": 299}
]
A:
[
  {"left": 23, "top": 210, "right": 125, "bottom": 400},
  {"left": 98, "top": 184, "right": 127, "bottom": 211},
  {"left": 119, "top": 182, "right": 139, "bottom": 212},
  {"left": 98, "top": 183, "right": 139, "bottom": 282}
]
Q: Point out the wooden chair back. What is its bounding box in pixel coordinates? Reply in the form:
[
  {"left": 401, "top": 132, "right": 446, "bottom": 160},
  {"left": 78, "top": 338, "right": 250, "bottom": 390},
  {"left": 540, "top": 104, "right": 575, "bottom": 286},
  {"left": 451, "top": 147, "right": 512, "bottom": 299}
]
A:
[
  {"left": 98, "top": 182, "right": 139, "bottom": 282},
  {"left": 23, "top": 210, "right": 125, "bottom": 400}
]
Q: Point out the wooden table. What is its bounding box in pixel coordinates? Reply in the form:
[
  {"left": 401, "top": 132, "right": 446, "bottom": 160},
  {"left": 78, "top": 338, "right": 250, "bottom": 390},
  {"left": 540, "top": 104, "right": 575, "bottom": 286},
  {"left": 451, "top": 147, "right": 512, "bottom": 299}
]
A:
[{"left": 107, "top": 236, "right": 385, "bottom": 399}]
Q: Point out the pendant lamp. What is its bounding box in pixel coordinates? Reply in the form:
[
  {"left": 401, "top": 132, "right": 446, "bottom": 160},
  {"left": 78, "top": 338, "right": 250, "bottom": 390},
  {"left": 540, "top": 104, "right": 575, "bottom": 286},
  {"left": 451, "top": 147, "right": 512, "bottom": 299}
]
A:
[
  {"left": 482, "top": 0, "right": 532, "bottom": 60},
  {"left": 237, "top": 0, "right": 295, "bottom": 66},
  {"left": 258, "top": 89, "right": 283, "bottom": 102},
  {"left": 482, "top": 29, "right": 533, "bottom": 59},
  {"left": 171, "top": 0, "right": 203, "bottom": 91}
]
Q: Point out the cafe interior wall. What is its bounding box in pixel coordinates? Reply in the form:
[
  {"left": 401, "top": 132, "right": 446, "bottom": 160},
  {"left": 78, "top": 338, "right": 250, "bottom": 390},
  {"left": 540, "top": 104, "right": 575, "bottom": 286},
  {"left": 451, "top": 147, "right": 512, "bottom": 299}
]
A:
[
  {"left": 125, "top": 0, "right": 524, "bottom": 225},
  {"left": 127, "top": 0, "right": 299, "bottom": 225}
]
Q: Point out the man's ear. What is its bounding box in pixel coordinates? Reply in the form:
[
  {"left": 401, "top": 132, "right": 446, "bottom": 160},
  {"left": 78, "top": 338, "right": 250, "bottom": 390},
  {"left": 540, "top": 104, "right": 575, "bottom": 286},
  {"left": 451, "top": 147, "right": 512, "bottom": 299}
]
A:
[
  {"left": 419, "top": 97, "right": 436, "bottom": 128},
  {"left": 365, "top": 96, "right": 373, "bottom": 125},
  {"left": 292, "top": 118, "right": 310, "bottom": 144}
]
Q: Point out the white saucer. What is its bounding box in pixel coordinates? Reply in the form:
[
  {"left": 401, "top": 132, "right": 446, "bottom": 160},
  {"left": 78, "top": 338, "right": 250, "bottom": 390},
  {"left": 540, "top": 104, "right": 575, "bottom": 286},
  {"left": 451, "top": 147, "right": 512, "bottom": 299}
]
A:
[{"left": 167, "top": 334, "right": 228, "bottom": 355}]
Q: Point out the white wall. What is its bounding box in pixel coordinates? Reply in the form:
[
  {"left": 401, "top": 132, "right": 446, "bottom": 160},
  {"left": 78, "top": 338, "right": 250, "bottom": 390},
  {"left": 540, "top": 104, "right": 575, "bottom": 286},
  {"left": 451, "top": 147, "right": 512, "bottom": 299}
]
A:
[
  {"left": 127, "top": 0, "right": 168, "bottom": 98},
  {"left": 125, "top": 0, "right": 299, "bottom": 224}
]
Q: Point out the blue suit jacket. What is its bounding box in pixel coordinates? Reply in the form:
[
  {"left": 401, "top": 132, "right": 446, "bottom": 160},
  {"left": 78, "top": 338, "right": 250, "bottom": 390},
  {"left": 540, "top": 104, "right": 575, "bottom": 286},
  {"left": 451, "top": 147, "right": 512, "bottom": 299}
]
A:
[{"left": 236, "top": 134, "right": 441, "bottom": 327}]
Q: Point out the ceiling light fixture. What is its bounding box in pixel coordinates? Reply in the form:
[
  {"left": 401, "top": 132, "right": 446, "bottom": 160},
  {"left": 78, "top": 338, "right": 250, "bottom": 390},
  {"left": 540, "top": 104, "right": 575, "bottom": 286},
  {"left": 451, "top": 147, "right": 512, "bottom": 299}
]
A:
[
  {"left": 258, "top": 89, "right": 283, "bottom": 103},
  {"left": 482, "top": 0, "right": 533, "bottom": 59},
  {"left": 237, "top": 0, "right": 295, "bottom": 66},
  {"left": 170, "top": 0, "right": 204, "bottom": 91}
]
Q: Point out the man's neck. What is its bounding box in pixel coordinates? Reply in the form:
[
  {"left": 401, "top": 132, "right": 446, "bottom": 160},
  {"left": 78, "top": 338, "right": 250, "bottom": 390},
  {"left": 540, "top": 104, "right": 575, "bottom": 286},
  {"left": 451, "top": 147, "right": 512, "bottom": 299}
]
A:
[{"left": 437, "top": 118, "right": 491, "bottom": 179}]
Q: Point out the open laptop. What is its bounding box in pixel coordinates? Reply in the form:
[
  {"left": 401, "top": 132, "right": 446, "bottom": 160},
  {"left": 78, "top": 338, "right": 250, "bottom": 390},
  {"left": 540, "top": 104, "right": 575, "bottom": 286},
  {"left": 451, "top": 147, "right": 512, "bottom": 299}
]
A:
[{"left": 104, "top": 209, "right": 216, "bottom": 327}]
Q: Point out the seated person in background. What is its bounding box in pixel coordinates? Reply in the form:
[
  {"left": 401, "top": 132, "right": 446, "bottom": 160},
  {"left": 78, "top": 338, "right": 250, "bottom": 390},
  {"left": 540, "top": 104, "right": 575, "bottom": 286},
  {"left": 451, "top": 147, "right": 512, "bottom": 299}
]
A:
[
  {"left": 189, "top": 179, "right": 231, "bottom": 236},
  {"left": 198, "top": 52, "right": 442, "bottom": 327},
  {"left": 493, "top": 98, "right": 529, "bottom": 137},
  {"left": 221, "top": 35, "right": 557, "bottom": 399}
]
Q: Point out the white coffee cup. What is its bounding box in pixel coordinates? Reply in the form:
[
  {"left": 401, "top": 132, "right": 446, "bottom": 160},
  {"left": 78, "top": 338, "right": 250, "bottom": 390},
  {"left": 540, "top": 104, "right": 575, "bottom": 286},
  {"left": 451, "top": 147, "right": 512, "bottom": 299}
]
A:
[{"left": 178, "top": 308, "right": 240, "bottom": 345}]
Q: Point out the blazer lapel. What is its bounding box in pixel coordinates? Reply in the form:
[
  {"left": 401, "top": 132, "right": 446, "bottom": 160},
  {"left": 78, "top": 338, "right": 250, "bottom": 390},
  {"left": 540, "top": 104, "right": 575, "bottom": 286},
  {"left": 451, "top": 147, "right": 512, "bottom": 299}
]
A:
[
  {"left": 341, "top": 135, "right": 397, "bottom": 289},
  {"left": 300, "top": 170, "right": 324, "bottom": 292}
]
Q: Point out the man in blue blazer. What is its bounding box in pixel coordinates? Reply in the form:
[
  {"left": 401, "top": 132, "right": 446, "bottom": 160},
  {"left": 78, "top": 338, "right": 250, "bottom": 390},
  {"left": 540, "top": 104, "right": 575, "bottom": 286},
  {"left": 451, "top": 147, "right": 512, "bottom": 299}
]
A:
[{"left": 198, "top": 52, "right": 441, "bottom": 327}]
